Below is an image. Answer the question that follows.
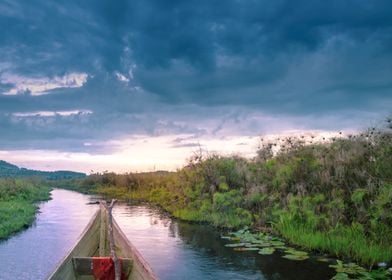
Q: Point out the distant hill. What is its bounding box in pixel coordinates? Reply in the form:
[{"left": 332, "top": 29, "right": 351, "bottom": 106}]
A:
[{"left": 0, "top": 160, "right": 86, "bottom": 180}]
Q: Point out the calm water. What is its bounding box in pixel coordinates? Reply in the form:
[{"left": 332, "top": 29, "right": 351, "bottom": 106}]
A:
[{"left": 0, "top": 189, "right": 335, "bottom": 280}]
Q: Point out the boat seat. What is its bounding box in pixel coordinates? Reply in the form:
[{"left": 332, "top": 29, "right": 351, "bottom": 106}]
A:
[{"left": 72, "top": 257, "right": 133, "bottom": 277}]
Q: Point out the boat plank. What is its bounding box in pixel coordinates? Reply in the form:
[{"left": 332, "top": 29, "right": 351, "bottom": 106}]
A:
[
  {"left": 113, "top": 219, "right": 158, "bottom": 280},
  {"left": 99, "top": 206, "right": 107, "bottom": 256},
  {"left": 47, "top": 210, "right": 101, "bottom": 280},
  {"left": 47, "top": 206, "right": 158, "bottom": 280}
]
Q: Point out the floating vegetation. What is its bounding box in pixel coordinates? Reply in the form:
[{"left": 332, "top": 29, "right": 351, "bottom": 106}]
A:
[
  {"left": 274, "top": 246, "right": 288, "bottom": 250},
  {"left": 329, "top": 260, "right": 366, "bottom": 275},
  {"left": 255, "top": 242, "right": 273, "bottom": 247},
  {"left": 284, "top": 248, "right": 308, "bottom": 257},
  {"left": 222, "top": 228, "right": 392, "bottom": 277},
  {"left": 329, "top": 260, "right": 392, "bottom": 280},
  {"left": 244, "top": 243, "right": 262, "bottom": 248},
  {"left": 259, "top": 247, "right": 275, "bottom": 255},
  {"left": 221, "top": 236, "right": 241, "bottom": 241},
  {"left": 282, "top": 248, "right": 309, "bottom": 261},
  {"left": 223, "top": 228, "right": 286, "bottom": 253},
  {"left": 282, "top": 254, "right": 309, "bottom": 261},
  {"left": 234, "top": 247, "right": 260, "bottom": 251},
  {"left": 270, "top": 240, "right": 285, "bottom": 247},
  {"left": 221, "top": 236, "right": 232, "bottom": 240},
  {"left": 225, "top": 243, "right": 247, "bottom": 248},
  {"left": 223, "top": 229, "right": 308, "bottom": 262},
  {"left": 222, "top": 228, "right": 290, "bottom": 257}
]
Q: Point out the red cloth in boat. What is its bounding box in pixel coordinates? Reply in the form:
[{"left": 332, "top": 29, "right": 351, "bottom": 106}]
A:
[{"left": 92, "top": 257, "right": 126, "bottom": 280}]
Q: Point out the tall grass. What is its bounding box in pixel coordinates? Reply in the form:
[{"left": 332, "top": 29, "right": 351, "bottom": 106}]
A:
[
  {"left": 274, "top": 214, "right": 392, "bottom": 265},
  {"left": 0, "top": 178, "right": 51, "bottom": 239}
]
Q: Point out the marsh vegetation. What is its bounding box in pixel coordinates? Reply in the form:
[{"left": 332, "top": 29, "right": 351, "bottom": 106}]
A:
[
  {"left": 62, "top": 121, "right": 392, "bottom": 271},
  {"left": 0, "top": 178, "right": 51, "bottom": 239}
]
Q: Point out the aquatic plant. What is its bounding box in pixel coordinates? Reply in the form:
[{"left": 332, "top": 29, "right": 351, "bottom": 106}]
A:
[
  {"left": 329, "top": 260, "right": 391, "bottom": 280},
  {"left": 258, "top": 247, "right": 275, "bottom": 255},
  {"left": 282, "top": 254, "right": 309, "bottom": 261}
]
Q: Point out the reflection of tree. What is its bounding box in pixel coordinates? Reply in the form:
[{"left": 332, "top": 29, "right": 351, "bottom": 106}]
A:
[
  {"left": 175, "top": 221, "right": 261, "bottom": 269},
  {"left": 173, "top": 221, "right": 334, "bottom": 280},
  {"left": 127, "top": 202, "right": 334, "bottom": 280}
]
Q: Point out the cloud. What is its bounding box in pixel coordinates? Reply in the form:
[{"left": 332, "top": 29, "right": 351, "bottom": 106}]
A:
[
  {"left": 0, "top": 134, "right": 261, "bottom": 172},
  {"left": 12, "top": 110, "right": 92, "bottom": 117},
  {"left": 115, "top": 72, "right": 130, "bottom": 82},
  {"left": 0, "top": 0, "right": 390, "bottom": 165},
  {"left": 1, "top": 72, "right": 88, "bottom": 95}
]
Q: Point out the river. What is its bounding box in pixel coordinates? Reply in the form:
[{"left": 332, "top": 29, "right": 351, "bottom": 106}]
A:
[{"left": 0, "top": 189, "right": 334, "bottom": 280}]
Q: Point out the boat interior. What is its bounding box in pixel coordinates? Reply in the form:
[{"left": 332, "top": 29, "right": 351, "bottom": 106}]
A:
[{"left": 48, "top": 203, "right": 157, "bottom": 280}]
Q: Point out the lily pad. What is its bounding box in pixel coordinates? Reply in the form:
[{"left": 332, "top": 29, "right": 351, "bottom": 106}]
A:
[
  {"left": 258, "top": 247, "right": 275, "bottom": 255},
  {"left": 270, "top": 240, "right": 285, "bottom": 247},
  {"left": 283, "top": 247, "right": 296, "bottom": 252},
  {"left": 359, "top": 268, "right": 392, "bottom": 279},
  {"left": 282, "top": 254, "right": 309, "bottom": 261},
  {"left": 274, "top": 246, "right": 288, "bottom": 250},
  {"left": 221, "top": 236, "right": 232, "bottom": 240},
  {"left": 284, "top": 249, "right": 308, "bottom": 256},
  {"left": 241, "top": 234, "right": 257, "bottom": 243},
  {"left": 233, "top": 247, "right": 260, "bottom": 251},
  {"left": 225, "top": 243, "right": 247, "bottom": 248},
  {"left": 230, "top": 237, "right": 241, "bottom": 241},
  {"left": 257, "top": 242, "right": 273, "bottom": 247},
  {"left": 244, "top": 243, "right": 262, "bottom": 248},
  {"left": 331, "top": 264, "right": 391, "bottom": 280},
  {"left": 329, "top": 261, "right": 366, "bottom": 275}
]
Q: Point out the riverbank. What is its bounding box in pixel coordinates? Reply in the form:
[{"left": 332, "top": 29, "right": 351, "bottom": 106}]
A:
[
  {"left": 0, "top": 188, "right": 338, "bottom": 280},
  {"left": 63, "top": 126, "right": 392, "bottom": 268},
  {"left": 94, "top": 183, "right": 392, "bottom": 267},
  {"left": 0, "top": 178, "right": 51, "bottom": 239}
]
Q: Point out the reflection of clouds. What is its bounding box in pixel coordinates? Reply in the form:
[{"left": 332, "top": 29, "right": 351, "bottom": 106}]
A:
[
  {"left": 0, "top": 189, "right": 99, "bottom": 279},
  {"left": 111, "top": 200, "right": 332, "bottom": 279},
  {"left": 113, "top": 205, "right": 154, "bottom": 231},
  {"left": 150, "top": 218, "right": 158, "bottom": 225}
]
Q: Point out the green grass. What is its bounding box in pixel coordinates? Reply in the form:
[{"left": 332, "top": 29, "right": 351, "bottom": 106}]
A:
[
  {"left": 274, "top": 218, "right": 392, "bottom": 266},
  {"left": 0, "top": 178, "right": 51, "bottom": 239},
  {"left": 173, "top": 209, "right": 205, "bottom": 222},
  {"left": 0, "top": 200, "right": 38, "bottom": 239}
]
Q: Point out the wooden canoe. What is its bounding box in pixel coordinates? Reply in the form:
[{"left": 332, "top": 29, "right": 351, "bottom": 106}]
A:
[{"left": 48, "top": 203, "right": 158, "bottom": 280}]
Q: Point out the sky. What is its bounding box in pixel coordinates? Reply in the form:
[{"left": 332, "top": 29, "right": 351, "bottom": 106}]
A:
[{"left": 0, "top": 0, "right": 391, "bottom": 173}]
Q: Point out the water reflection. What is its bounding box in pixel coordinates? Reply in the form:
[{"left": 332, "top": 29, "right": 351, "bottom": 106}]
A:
[
  {"left": 0, "top": 189, "right": 98, "bottom": 280},
  {"left": 0, "top": 190, "right": 335, "bottom": 280},
  {"left": 113, "top": 203, "right": 335, "bottom": 280}
]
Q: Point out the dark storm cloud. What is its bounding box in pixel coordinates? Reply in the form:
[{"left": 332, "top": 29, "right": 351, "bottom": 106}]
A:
[{"left": 0, "top": 0, "right": 391, "bottom": 150}]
